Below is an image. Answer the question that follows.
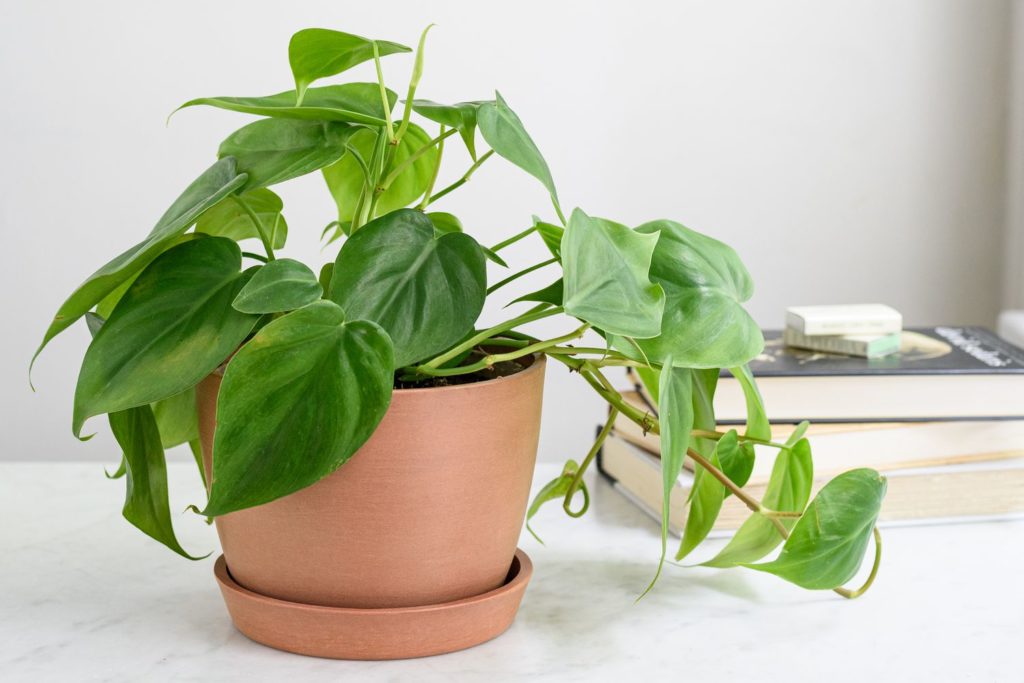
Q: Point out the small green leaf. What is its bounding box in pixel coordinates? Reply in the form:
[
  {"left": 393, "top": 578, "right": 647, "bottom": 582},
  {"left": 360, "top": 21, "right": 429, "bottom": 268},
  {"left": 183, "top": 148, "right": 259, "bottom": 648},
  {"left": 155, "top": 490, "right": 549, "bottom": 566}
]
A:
[
  {"left": 34, "top": 158, "right": 247, "bottom": 367},
  {"left": 535, "top": 218, "right": 564, "bottom": 259},
  {"left": 195, "top": 189, "right": 287, "bottom": 249},
  {"left": 743, "top": 469, "right": 886, "bottom": 589},
  {"left": 204, "top": 301, "right": 394, "bottom": 516},
  {"left": 730, "top": 364, "right": 771, "bottom": 440},
  {"left": 612, "top": 220, "right": 763, "bottom": 368},
  {"left": 318, "top": 262, "right": 334, "bottom": 293},
  {"left": 289, "top": 28, "right": 410, "bottom": 104},
  {"left": 478, "top": 93, "right": 558, "bottom": 203},
  {"left": 176, "top": 83, "right": 395, "bottom": 126},
  {"left": 644, "top": 358, "right": 692, "bottom": 593},
  {"left": 525, "top": 460, "right": 580, "bottom": 543},
  {"left": 322, "top": 123, "right": 437, "bottom": 223},
  {"left": 151, "top": 388, "right": 198, "bottom": 448},
  {"left": 411, "top": 99, "right": 486, "bottom": 159},
  {"left": 219, "top": 119, "right": 354, "bottom": 191},
  {"left": 689, "top": 367, "right": 718, "bottom": 456},
  {"left": 329, "top": 209, "right": 486, "bottom": 367},
  {"left": 702, "top": 437, "right": 814, "bottom": 568},
  {"left": 233, "top": 259, "right": 322, "bottom": 314},
  {"left": 108, "top": 405, "right": 206, "bottom": 559},
  {"left": 561, "top": 209, "right": 665, "bottom": 337},
  {"left": 73, "top": 237, "right": 259, "bottom": 436},
  {"left": 512, "top": 279, "right": 563, "bottom": 307},
  {"left": 677, "top": 430, "right": 738, "bottom": 561}
]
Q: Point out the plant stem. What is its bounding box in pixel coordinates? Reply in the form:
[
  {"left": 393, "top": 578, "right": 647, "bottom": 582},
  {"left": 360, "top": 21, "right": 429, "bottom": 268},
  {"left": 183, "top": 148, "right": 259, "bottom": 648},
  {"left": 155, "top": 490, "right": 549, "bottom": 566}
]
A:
[
  {"left": 833, "top": 528, "right": 883, "bottom": 599},
  {"left": 372, "top": 41, "right": 395, "bottom": 144},
  {"left": 563, "top": 407, "right": 618, "bottom": 517},
  {"left": 416, "top": 125, "right": 446, "bottom": 209},
  {"left": 553, "top": 200, "right": 568, "bottom": 227},
  {"left": 425, "top": 149, "right": 495, "bottom": 206},
  {"left": 690, "top": 429, "right": 789, "bottom": 450},
  {"left": 418, "top": 305, "right": 563, "bottom": 371},
  {"left": 380, "top": 127, "right": 458, "bottom": 190},
  {"left": 232, "top": 196, "right": 275, "bottom": 261},
  {"left": 240, "top": 251, "right": 269, "bottom": 263},
  {"left": 416, "top": 323, "right": 590, "bottom": 377},
  {"left": 489, "top": 225, "right": 537, "bottom": 253},
  {"left": 486, "top": 257, "right": 557, "bottom": 295}
]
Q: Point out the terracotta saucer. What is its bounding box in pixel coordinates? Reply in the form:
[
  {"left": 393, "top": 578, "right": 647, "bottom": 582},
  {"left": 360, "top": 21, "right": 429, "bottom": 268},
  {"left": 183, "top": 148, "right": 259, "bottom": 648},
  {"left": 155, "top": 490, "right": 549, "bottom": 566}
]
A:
[{"left": 213, "top": 549, "right": 533, "bottom": 660}]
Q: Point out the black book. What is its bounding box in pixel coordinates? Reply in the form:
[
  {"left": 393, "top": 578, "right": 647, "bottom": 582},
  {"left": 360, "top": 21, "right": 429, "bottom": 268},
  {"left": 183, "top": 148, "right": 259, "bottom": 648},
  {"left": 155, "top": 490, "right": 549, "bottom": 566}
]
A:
[{"left": 712, "top": 327, "right": 1024, "bottom": 422}]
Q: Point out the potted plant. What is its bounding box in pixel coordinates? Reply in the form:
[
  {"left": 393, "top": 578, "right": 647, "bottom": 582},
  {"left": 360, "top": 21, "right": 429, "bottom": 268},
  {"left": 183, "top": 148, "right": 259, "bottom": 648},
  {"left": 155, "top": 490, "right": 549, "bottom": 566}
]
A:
[{"left": 33, "top": 26, "right": 885, "bottom": 660}]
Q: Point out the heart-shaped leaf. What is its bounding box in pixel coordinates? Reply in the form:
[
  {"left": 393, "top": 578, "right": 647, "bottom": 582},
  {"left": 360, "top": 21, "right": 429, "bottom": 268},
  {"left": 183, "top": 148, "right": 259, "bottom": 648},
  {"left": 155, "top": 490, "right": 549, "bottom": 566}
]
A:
[
  {"left": 478, "top": 93, "right": 558, "bottom": 204},
  {"left": 204, "top": 301, "right": 394, "bottom": 516},
  {"left": 411, "top": 99, "right": 487, "bottom": 159},
  {"left": 195, "top": 188, "right": 287, "bottom": 248},
  {"left": 35, "top": 158, "right": 247, "bottom": 366},
  {"left": 108, "top": 404, "right": 205, "bottom": 559},
  {"left": 73, "top": 237, "right": 260, "bottom": 436},
  {"left": 743, "top": 469, "right": 886, "bottom": 589},
  {"left": 612, "top": 220, "right": 763, "bottom": 368},
  {"left": 219, "top": 119, "right": 354, "bottom": 191},
  {"left": 702, "top": 435, "right": 814, "bottom": 568},
  {"left": 289, "top": 28, "right": 410, "bottom": 104},
  {"left": 561, "top": 209, "right": 665, "bottom": 337},
  {"left": 329, "top": 209, "right": 486, "bottom": 367},
  {"left": 232, "top": 258, "right": 322, "bottom": 314},
  {"left": 322, "top": 123, "right": 437, "bottom": 223},
  {"left": 176, "top": 83, "right": 395, "bottom": 126}
]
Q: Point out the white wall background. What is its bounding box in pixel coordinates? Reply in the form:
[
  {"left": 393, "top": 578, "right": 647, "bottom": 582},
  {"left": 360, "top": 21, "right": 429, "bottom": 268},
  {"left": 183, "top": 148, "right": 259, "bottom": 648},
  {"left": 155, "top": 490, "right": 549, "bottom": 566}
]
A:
[{"left": 0, "top": 0, "right": 1014, "bottom": 464}]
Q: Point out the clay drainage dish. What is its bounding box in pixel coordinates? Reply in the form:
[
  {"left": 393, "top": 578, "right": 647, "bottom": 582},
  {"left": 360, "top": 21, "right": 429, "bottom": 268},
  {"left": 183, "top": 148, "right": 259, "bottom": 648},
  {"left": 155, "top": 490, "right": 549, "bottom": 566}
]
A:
[{"left": 214, "top": 549, "right": 533, "bottom": 660}]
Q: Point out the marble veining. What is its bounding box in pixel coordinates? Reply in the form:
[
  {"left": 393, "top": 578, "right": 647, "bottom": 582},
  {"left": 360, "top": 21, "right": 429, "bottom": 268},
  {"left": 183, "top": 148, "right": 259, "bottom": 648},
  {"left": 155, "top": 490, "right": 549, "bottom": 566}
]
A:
[{"left": 1, "top": 462, "right": 1021, "bottom": 682}]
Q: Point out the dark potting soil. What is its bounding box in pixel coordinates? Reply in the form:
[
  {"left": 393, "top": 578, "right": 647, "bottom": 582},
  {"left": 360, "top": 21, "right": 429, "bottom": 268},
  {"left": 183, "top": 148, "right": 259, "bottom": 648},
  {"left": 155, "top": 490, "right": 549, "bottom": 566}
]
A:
[{"left": 393, "top": 359, "right": 527, "bottom": 390}]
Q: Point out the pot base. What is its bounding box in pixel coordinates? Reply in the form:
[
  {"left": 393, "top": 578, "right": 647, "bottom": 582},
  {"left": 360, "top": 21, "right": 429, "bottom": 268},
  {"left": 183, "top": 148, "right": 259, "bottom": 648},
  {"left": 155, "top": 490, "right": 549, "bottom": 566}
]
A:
[{"left": 213, "top": 549, "right": 533, "bottom": 660}]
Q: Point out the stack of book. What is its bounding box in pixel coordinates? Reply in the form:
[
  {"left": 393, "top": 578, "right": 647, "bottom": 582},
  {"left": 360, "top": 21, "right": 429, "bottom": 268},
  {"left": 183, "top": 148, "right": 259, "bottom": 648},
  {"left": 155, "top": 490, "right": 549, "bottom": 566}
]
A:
[
  {"left": 782, "top": 303, "right": 904, "bottom": 359},
  {"left": 598, "top": 326, "right": 1024, "bottom": 534}
]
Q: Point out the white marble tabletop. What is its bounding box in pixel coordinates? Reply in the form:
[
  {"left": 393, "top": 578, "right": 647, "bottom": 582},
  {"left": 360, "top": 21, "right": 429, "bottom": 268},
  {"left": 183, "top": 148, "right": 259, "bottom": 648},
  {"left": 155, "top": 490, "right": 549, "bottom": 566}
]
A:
[{"left": 1, "top": 461, "right": 1022, "bottom": 682}]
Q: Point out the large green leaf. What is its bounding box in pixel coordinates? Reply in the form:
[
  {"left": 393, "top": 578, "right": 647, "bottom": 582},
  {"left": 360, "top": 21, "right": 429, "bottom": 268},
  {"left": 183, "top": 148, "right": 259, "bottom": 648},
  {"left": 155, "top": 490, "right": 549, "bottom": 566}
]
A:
[
  {"left": 329, "top": 209, "right": 486, "bottom": 367},
  {"left": 677, "top": 430, "right": 737, "bottom": 561},
  {"left": 232, "top": 258, "right": 322, "bottom": 314},
  {"left": 612, "top": 220, "right": 763, "bottom": 368},
  {"left": 73, "top": 237, "right": 259, "bottom": 436},
  {"left": 411, "top": 99, "right": 487, "bottom": 159},
  {"left": 151, "top": 388, "right": 199, "bottom": 448},
  {"left": 108, "top": 405, "right": 205, "bottom": 559},
  {"left": 204, "top": 301, "right": 394, "bottom": 516},
  {"left": 477, "top": 93, "right": 558, "bottom": 203},
  {"left": 195, "top": 188, "right": 287, "bottom": 249},
  {"left": 322, "top": 122, "right": 437, "bottom": 223},
  {"left": 743, "top": 469, "right": 886, "bottom": 589},
  {"left": 219, "top": 119, "right": 354, "bottom": 191},
  {"left": 176, "top": 84, "right": 395, "bottom": 126},
  {"left": 289, "top": 28, "right": 410, "bottom": 104},
  {"left": 646, "top": 359, "right": 692, "bottom": 590},
  {"left": 34, "top": 158, "right": 247, "bottom": 367},
  {"left": 702, "top": 436, "right": 814, "bottom": 568},
  {"left": 561, "top": 209, "right": 665, "bottom": 337}
]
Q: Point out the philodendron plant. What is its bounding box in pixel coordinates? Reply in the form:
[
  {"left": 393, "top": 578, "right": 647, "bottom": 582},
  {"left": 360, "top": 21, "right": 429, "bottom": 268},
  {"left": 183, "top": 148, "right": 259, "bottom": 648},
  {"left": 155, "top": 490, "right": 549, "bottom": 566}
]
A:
[{"left": 35, "top": 26, "right": 884, "bottom": 597}]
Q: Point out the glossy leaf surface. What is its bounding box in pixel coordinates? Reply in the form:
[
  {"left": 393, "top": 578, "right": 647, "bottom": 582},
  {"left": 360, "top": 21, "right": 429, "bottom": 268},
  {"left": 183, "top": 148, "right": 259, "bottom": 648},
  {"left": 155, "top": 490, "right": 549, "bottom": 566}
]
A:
[
  {"left": 73, "top": 237, "right": 259, "bottom": 436},
  {"left": 204, "top": 301, "right": 393, "bottom": 515},
  {"left": 151, "top": 388, "right": 199, "bottom": 449},
  {"left": 219, "top": 119, "right": 354, "bottom": 191},
  {"left": 329, "top": 209, "right": 486, "bottom": 367},
  {"left": 744, "top": 469, "right": 886, "bottom": 589},
  {"left": 195, "top": 189, "right": 287, "bottom": 248},
  {"left": 289, "top": 28, "right": 410, "bottom": 103},
  {"left": 36, "top": 158, "right": 247, "bottom": 364},
  {"left": 613, "top": 220, "right": 763, "bottom": 368},
  {"left": 177, "top": 84, "right": 394, "bottom": 126},
  {"left": 232, "top": 258, "right": 322, "bottom": 314},
  {"left": 561, "top": 209, "right": 665, "bottom": 337}
]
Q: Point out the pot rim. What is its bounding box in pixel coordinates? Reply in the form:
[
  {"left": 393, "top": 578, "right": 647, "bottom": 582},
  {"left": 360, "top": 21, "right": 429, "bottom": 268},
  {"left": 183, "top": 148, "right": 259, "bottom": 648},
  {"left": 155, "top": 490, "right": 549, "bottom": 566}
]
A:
[{"left": 211, "top": 352, "right": 546, "bottom": 396}]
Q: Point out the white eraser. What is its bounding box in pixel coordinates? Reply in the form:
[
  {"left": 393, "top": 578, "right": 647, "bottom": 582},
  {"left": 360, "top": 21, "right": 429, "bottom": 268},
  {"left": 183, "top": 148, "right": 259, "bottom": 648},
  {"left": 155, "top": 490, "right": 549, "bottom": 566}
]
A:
[{"left": 785, "top": 304, "right": 903, "bottom": 336}]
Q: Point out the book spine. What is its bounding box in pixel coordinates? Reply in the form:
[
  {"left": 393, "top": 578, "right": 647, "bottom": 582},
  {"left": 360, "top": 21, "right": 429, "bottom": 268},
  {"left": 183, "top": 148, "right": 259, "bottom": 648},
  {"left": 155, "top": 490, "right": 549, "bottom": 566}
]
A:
[{"left": 786, "top": 311, "right": 902, "bottom": 335}]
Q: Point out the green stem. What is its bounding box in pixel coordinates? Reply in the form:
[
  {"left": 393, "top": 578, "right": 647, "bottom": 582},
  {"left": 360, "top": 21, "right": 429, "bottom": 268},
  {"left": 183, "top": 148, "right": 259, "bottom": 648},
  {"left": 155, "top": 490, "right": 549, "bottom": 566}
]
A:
[
  {"left": 380, "top": 127, "right": 458, "bottom": 190},
  {"left": 489, "top": 225, "right": 537, "bottom": 253},
  {"left": 372, "top": 41, "right": 395, "bottom": 143},
  {"left": 240, "top": 251, "right": 269, "bottom": 263},
  {"left": 416, "top": 125, "right": 446, "bottom": 210},
  {"left": 833, "top": 528, "right": 883, "bottom": 599},
  {"left": 232, "top": 196, "right": 275, "bottom": 261},
  {"left": 553, "top": 200, "right": 568, "bottom": 227},
  {"left": 690, "top": 429, "right": 789, "bottom": 450},
  {"left": 563, "top": 407, "right": 618, "bottom": 517},
  {"left": 425, "top": 149, "right": 495, "bottom": 206},
  {"left": 486, "top": 257, "right": 557, "bottom": 295},
  {"left": 416, "top": 323, "right": 590, "bottom": 378},
  {"left": 418, "top": 305, "right": 562, "bottom": 371}
]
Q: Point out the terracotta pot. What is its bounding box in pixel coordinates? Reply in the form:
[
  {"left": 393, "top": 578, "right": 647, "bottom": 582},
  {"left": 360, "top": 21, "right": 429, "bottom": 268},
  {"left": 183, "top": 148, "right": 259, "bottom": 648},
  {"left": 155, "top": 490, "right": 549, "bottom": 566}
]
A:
[{"left": 196, "top": 355, "right": 545, "bottom": 609}]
